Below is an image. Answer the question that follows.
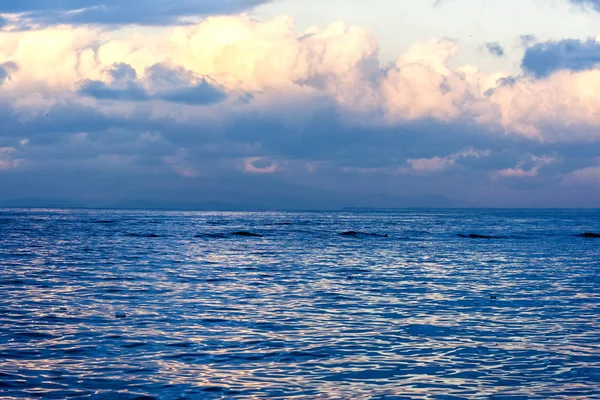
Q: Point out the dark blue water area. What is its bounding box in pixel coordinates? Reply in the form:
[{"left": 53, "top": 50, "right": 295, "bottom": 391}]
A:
[{"left": 0, "top": 208, "right": 599, "bottom": 399}]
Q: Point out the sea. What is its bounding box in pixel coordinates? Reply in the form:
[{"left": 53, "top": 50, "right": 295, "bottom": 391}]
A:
[{"left": 0, "top": 208, "right": 599, "bottom": 399}]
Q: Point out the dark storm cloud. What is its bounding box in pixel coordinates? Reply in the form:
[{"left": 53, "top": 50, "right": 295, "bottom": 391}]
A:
[
  {"left": 522, "top": 38, "right": 600, "bottom": 78},
  {"left": 0, "top": 0, "right": 270, "bottom": 26},
  {"left": 484, "top": 42, "right": 505, "bottom": 58}
]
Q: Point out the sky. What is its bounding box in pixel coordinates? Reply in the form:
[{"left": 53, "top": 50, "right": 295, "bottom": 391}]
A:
[{"left": 0, "top": 0, "right": 599, "bottom": 209}]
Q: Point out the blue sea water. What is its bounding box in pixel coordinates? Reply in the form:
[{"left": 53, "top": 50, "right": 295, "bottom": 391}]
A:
[{"left": 0, "top": 208, "right": 599, "bottom": 399}]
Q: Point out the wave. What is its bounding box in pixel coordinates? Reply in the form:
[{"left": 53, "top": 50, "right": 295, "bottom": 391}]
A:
[
  {"left": 113, "top": 228, "right": 600, "bottom": 241},
  {"left": 457, "top": 234, "right": 508, "bottom": 239},
  {"left": 123, "top": 233, "right": 162, "bottom": 238},
  {"left": 574, "top": 232, "right": 600, "bottom": 238},
  {"left": 340, "top": 231, "right": 388, "bottom": 238},
  {"left": 194, "top": 233, "right": 230, "bottom": 239},
  {"left": 231, "top": 231, "right": 263, "bottom": 238},
  {"left": 458, "top": 232, "right": 600, "bottom": 239},
  {"left": 195, "top": 231, "right": 264, "bottom": 238}
]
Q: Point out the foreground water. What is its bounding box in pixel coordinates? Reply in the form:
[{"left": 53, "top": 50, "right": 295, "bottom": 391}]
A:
[{"left": 0, "top": 208, "right": 599, "bottom": 399}]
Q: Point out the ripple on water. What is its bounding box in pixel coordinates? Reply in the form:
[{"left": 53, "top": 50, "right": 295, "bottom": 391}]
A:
[{"left": 0, "top": 209, "right": 599, "bottom": 398}]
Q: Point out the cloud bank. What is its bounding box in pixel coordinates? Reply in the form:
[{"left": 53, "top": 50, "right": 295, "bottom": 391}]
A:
[{"left": 0, "top": 15, "right": 599, "bottom": 207}]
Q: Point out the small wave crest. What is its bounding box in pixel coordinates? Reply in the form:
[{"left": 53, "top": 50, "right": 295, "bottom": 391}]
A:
[
  {"left": 194, "top": 233, "right": 229, "bottom": 239},
  {"left": 574, "top": 232, "right": 600, "bottom": 238},
  {"left": 231, "top": 231, "right": 263, "bottom": 238},
  {"left": 124, "top": 233, "right": 162, "bottom": 238},
  {"left": 340, "top": 231, "right": 388, "bottom": 238},
  {"left": 457, "top": 233, "right": 508, "bottom": 239}
]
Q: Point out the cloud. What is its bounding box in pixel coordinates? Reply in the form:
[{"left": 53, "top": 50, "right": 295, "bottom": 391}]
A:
[
  {"left": 0, "top": 61, "right": 16, "bottom": 85},
  {"left": 519, "top": 34, "right": 538, "bottom": 47},
  {"left": 164, "top": 149, "right": 200, "bottom": 178},
  {"left": 493, "top": 155, "right": 556, "bottom": 178},
  {"left": 569, "top": 0, "right": 600, "bottom": 12},
  {"left": 522, "top": 38, "right": 600, "bottom": 78},
  {"left": 78, "top": 79, "right": 149, "bottom": 101},
  {"left": 0, "top": 146, "right": 18, "bottom": 170},
  {"left": 159, "top": 80, "right": 228, "bottom": 105},
  {"left": 0, "top": 0, "right": 269, "bottom": 26},
  {"left": 484, "top": 42, "right": 505, "bottom": 58},
  {"left": 562, "top": 165, "right": 600, "bottom": 187},
  {"left": 0, "top": 66, "right": 7, "bottom": 85},
  {"left": 77, "top": 63, "right": 228, "bottom": 104},
  {"left": 403, "top": 149, "right": 491, "bottom": 173},
  {"left": 243, "top": 157, "right": 278, "bottom": 174},
  {"left": 0, "top": 15, "right": 600, "bottom": 206},
  {"left": 1, "top": 15, "right": 597, "bottom": 142}
]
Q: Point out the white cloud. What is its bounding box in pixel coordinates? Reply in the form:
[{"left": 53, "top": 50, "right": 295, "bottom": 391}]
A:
[
  {"left": 243, "top": 157, "right": 278, "bottom": 174},
  {"left": 403, "top": 149, "right": 491, "bottom": 173},
  {"left": 0, "top": 15, "right": 598, "bottom": 144},
  {"left": 493, "top": 155, "right": 556, "bottom": 178}
]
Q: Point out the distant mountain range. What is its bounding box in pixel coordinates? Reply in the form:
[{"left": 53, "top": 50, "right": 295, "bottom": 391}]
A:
[
  {"left": 0, "top": 194, "right": 469, "bottom": 211},
  {"left": 0, "top": 198, "right": 87, "bottom": 209},
  {"left": 0, "top": 174, "right": 472, "bottom": 210}
]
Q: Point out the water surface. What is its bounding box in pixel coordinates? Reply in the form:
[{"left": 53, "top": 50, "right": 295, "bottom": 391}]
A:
[{"left": 1, "top": 209, "right": 599, "bottom": 399}]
